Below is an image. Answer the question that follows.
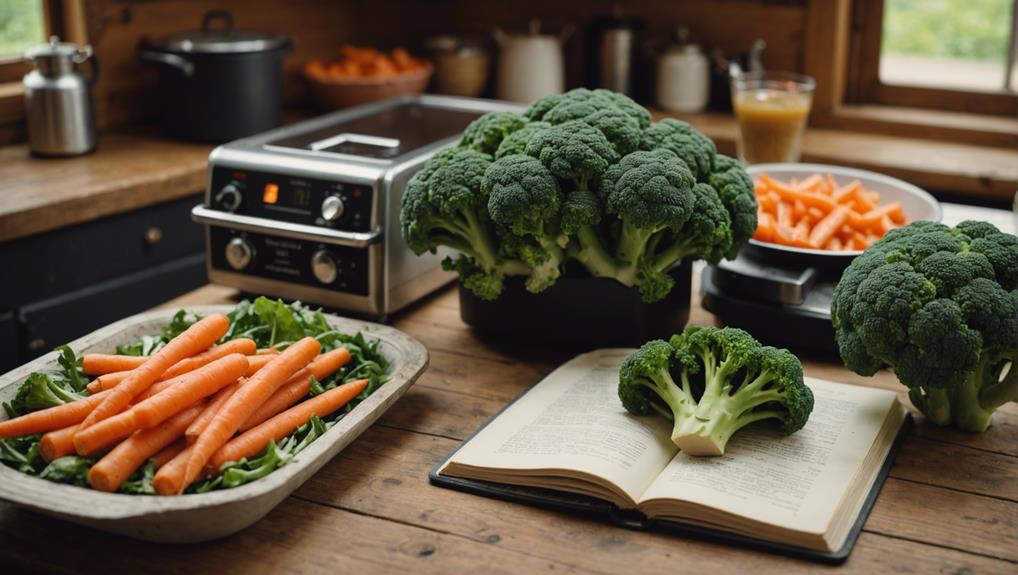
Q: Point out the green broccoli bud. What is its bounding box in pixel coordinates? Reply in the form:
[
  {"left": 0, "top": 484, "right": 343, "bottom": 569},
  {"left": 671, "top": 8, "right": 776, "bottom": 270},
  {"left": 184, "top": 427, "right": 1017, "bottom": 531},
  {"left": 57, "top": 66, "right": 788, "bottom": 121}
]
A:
[
  {"left": 640, "top": 118, "right": 717, "bottom": 180},
  {"left": 459, "top": 111, "right": 527, "bottom": 155},
  {"left": 524, "top": 120, "right": 619, "bottom": 189},
  {"left": 495, "top": 121, "right": 551, "bottom": 159}
]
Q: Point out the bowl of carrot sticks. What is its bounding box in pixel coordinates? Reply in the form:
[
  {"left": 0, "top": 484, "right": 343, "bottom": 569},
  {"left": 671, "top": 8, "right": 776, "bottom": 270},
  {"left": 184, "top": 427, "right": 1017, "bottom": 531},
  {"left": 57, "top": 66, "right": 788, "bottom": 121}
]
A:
[
  {"left": 746, "top": 163, "right": 941, "bottom": 264},
  {"left": 0, "top": 299, "right": 428, "bottom": 542}
]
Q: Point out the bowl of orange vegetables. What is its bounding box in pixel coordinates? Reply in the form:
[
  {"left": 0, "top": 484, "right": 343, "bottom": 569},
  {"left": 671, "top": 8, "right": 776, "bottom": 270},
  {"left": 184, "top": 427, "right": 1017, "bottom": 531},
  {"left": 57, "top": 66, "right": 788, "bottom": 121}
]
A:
[
  {"left": 304, "top": 46, "right": 433, "bottom": 110},
  {"left": 745, "top": 163, "right": 941, "bottom": 266}
]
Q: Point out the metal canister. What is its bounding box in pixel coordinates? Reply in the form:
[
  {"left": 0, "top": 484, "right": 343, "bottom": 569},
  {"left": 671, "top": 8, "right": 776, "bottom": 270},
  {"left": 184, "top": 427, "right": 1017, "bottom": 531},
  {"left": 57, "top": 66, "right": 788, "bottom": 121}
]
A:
[
  {"left": 589, "top": 12, "right": 643, "bottom": 95},
  {"left": 23, "top": 36, "right": 98, "bottom": 157}
]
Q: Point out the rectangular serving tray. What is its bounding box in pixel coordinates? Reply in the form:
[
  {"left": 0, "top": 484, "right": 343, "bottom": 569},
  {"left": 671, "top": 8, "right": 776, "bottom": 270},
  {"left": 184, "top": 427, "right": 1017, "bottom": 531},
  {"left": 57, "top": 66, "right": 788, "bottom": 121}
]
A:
[{"left": 0, "top": 305, "right": 428, "bottom": 543}]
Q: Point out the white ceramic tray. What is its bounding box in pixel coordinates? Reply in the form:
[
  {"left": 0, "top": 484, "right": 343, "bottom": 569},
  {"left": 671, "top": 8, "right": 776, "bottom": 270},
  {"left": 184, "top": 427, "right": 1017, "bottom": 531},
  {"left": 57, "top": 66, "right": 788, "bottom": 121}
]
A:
[{"left": 0, "top": 306, "right": 428, "bottom": 543}]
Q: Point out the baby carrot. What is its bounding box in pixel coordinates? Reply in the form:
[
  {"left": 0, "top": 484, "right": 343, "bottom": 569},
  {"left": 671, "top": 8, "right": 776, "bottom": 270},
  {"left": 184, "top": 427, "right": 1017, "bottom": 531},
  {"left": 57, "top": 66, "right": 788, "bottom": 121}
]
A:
[
  {"left": 808, "top": 206, "right": 850, "bottom": 247},
  {"left": 88, "top": 404, "right": 205, "bottom": 492},
  {"left": 754, "top": 211, "right": 776, "bottom": 242},
  {"left": 159, "top": 339, "right": 255, "bottom": 381},
  {"left": 153, "top": 444, "right": 193, "bottom": 495},
  {"left": 90, "top": 352, "right": 274, "bottom": 394},
  {"left": 39, "top": 424, "right": 80, "bottom": 461},
  {"left": 239, "top": 348, "right": 352, "bottom": 432},
  {"left": 183, "top": 337, "right": 321, "bottom": 491},
  {"left": 73, "top": 409, "right": 139, "bottom": 455},
  {"left": 184, "top": 380, "right": 244, "bottom": 444},
  {"left": 82, "top": 354, "right": 145, "bottom": 376},
  {"left": 209, "top": 379, "right": 368, "bottom": 471},
  {"left": 131, "top": 354, "right": 249, "bottom": 429},
  {"left": 0, "top": 390, "right": 110, "bottom": 438},
  {"left": 79, "top": 314, "right": 229, "bottom": 430},
  {"left": 152, "top": 438, "right": 187, "bottom": 470}
]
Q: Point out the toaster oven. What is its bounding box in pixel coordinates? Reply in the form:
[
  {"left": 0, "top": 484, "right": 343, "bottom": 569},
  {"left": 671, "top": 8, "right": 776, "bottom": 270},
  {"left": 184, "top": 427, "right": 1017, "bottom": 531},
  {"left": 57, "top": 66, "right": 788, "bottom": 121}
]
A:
[{"left": 191, "top": 95, "right": 522, "bottom": 317}]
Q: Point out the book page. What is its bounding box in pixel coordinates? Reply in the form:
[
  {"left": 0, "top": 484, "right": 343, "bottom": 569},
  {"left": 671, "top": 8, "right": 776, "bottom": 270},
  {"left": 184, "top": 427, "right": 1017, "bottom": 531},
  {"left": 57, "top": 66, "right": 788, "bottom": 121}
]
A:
[
  {"left": 638, "top": 378, "right": 898, "bottom": 535},
  {"left": 443, "top": 349, "right": 679, "bottom": 502}
]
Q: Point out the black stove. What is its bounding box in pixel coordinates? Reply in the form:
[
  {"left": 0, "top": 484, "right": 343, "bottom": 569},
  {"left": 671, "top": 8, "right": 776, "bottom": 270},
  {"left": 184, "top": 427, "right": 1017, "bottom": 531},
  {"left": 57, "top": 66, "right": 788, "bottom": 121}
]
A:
[{"left": 700, "top": 254, "right": 839, "bottom": 352}]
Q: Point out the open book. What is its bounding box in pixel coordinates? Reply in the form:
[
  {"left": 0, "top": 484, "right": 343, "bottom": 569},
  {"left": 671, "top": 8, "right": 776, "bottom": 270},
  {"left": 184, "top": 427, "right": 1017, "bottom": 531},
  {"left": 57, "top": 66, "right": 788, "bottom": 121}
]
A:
[{"left": 433, "top": 350, "right": 908, "bottom": 562}]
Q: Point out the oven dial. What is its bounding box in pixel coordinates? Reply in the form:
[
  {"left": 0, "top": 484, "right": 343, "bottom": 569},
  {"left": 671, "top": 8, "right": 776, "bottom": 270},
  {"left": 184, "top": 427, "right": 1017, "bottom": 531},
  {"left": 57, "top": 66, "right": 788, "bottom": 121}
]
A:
[
  {"left": 225, "top": 237, "right": 253, "bottom": 270},
  {"left": 216, "top": 184, "right": 243, "bottom": 212},
  {"left": 321, "top": 195, "right": 345, "bottom": 222},
  {"left": 311, "top": 250, "right": 338, "bottom": 284}
]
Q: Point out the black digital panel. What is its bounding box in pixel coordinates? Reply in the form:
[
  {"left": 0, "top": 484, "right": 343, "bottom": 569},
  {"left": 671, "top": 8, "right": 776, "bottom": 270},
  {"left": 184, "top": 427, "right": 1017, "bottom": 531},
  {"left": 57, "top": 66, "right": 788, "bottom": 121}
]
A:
[
  {"left": 209, "top": 167, "right": 374, "bottom": 232},
  {"left": 209, "top": 227, "right": 369, "bottom": 296}
]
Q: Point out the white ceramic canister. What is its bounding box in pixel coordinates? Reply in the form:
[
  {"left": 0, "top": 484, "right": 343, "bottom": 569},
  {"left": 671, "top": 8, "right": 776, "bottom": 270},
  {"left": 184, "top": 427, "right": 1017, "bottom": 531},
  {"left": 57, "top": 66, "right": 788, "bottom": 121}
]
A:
[{"left": 656, "top": 28, "right": 709, "bottom": 113}]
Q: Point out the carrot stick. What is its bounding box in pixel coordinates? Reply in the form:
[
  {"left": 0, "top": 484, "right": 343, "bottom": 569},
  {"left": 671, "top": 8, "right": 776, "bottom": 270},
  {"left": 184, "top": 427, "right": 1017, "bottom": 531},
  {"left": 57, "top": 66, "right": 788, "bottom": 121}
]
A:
[
  {"left": 88, "top": 404, "right": 205, "bottom": 492},
  {"left": 808, "top": 206, "right": 850, "bottom": 247},
  {"left": 131, "top": 354, "right": 249, "bottom": 429},
  {"left": 79, "top": 314, "right": 229, "bottom": 429},
  {"left": 239, "top": 348, "right": 352, "bottom": 432},
  {"left": 753, "top": 211, "right": 776, "bottom": 242},
  {"left": 208, "top": 379, "right": 368, "bottom": 471},
  {"left": 82, "top": 354, "right": 146, "bottom": 376},
  {"left": 183, "top": 337, "right": 321, "bottom": 491},
  {"left": 153, "top": 444, "right": 193, "bottom": 495},
  {"left": 759, "top": 174, "right": 837, "bottom": 212},
  {"left": 184, "top": 380, "right": 244, "bottom": 445},
  {"left": 159, "top": 339, "right": 255, "bottom": 381},
  {"left": 153, "top": 438, "right": 187, "bottom": 470},
  {"left": 73, "top": 409, "right": 139, "bottom": 455},
  {"left": 39, "top": 424, "right": 80, "bottom": 461},
  {"left": 0, "top": 390, "right": 110, "bottom": 439}
]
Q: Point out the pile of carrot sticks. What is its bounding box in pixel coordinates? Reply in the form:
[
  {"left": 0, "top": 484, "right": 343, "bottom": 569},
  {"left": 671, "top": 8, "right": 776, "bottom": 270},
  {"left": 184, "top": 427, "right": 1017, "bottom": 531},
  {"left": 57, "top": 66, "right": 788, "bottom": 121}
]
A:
[
  {"left": 753, "top": 172, "right": 908, "bottom": 251},
  {"left": 0, "top": 314, "right": 367, "bottom": 494}
]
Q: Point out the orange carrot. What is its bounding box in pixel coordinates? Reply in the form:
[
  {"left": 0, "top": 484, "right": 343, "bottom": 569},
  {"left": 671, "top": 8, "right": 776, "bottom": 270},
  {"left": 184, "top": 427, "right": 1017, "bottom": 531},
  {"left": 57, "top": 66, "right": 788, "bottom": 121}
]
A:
[
  {"left": 39, "top": 424, "right": 80, "bottom": 461},
  {"left": 82, "top": 354, "right": 146, "bottom": 376},
  {"left": 88, "top": 404, "right": 205, "bottom": 492},
  {"left": 153, "top": 438, "right": 187, "bottom": 470},
  {"left": 0, "top": 390, "right": 110, "bottom": 438},
  {"left": 89, "top": 352, "right": 274, "bottom": 394},
  {"left": 825, "top": 237, "right": 844, "bottom": 250},
  {"left": 131, "top": 354, "right": 249, "bottom": 429},
  {"left": 73, "top": 410, "right": 139, "bottom": 455},
  {"left": 209, "top": 379, "right": 368, "bottom": 471},
  {"left": 79, "top": 314, "right": 229, "bottom": 430},
  {"left": 184, "top": 380, "right": 244, "bottom": 444},
  {"left": 256, "top": 348, "right": 280, "bottom": 356},
  {"left": 159, "top": 339, "right": 255, "bottom": 380},
  {"left": 808, "top": 206, "right": 850, "bottom": 247},
  {"left": 754, "top": 211, "right": 776, "bottom": 242},
  {"left": 239, "top": 348, "right": 352, "bottom": 432},
  {"left": 153, "top": 444, "right": 193, "bottom": 495},
  {"left": 183, "top": 337, "right": 321, "bottom": 491},
  {"left": 759, "top": 174, "right": 837, "bottom": 212}
]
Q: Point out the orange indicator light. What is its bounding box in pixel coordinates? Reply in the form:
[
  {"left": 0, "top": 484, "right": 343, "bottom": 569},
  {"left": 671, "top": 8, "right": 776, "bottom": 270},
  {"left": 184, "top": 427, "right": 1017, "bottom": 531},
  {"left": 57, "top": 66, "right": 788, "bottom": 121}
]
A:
[{"left": 263, "top": 183, "right": 279, "bottom": 204}]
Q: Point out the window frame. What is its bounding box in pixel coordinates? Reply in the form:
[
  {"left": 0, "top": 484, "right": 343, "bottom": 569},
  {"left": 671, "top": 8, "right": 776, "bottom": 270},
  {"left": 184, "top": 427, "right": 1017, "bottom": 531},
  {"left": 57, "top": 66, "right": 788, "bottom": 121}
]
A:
[{"left": 846, "top": 0, "right": 1018, "bottom": 117}]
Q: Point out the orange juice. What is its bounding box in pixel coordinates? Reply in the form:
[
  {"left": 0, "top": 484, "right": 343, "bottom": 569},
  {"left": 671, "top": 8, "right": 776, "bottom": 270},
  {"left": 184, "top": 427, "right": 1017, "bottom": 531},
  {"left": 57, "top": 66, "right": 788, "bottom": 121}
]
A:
[{"left": 733, "top": 88, "right": 812, "bottom": 164}]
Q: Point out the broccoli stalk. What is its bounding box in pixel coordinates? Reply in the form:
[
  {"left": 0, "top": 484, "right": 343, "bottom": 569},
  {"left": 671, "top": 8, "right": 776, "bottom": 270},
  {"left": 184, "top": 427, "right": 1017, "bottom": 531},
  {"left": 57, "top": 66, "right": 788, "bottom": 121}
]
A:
[{"left": 619, "top": 327, "right": 813, "bottom": 456}]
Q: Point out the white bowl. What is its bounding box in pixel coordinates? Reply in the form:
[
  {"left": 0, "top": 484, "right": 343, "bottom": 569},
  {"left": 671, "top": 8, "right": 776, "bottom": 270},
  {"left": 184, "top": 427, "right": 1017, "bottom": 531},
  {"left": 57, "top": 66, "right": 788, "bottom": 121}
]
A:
[
  {"left": 745, "top": 163, "right": 942, "bottom": 261},
  {"left": 0, "top": 306, "right": 428, "bottom": 542}
]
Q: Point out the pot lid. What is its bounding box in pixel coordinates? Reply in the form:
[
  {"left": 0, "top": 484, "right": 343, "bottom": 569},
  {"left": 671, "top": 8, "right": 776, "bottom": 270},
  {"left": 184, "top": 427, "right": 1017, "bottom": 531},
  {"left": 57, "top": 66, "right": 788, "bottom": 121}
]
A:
[
  {"left": 155, "top": 10, "right": 288, "bottom": 54},
  {"left": 25, "top": 36, "right": 91, "bottom": 61}
]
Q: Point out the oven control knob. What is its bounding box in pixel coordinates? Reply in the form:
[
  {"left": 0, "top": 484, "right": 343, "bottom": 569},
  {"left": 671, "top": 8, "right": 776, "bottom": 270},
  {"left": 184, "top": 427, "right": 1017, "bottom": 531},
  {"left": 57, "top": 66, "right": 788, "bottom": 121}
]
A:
[
  {"left": 225, "top": 237, "right": 253, "bottom": 270},
  {"left": 216, "top": 184, "right": 243, "bottom": 212},
  {"left": 321, "top": 195, "right": 345, "bottom": 222},
  {"left": 311, "top": 250, "right": 339, "bottom": 284}
]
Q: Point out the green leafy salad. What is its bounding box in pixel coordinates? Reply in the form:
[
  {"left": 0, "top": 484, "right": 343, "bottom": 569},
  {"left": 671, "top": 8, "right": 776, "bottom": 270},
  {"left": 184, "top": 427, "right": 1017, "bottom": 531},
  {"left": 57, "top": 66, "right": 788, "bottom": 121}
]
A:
[{"left": 0, "top": 297, "right": 389, "bottom": 494}]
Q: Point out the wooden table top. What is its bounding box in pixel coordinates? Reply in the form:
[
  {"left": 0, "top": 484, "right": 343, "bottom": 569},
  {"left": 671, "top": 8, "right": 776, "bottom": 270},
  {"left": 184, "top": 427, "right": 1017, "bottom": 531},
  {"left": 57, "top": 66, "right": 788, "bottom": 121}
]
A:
[{"left": 1, "top": 278, "right": 1015, "bottom": 574}]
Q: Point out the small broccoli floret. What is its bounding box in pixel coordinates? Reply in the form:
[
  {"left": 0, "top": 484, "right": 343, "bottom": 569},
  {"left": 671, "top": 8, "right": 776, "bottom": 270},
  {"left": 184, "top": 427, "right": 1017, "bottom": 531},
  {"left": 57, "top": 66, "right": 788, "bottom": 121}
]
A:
[
  {"left": 525, "top": 120, "right": 619, "bottom": 188},
  {"left": 832, "top": 220, "right": 1018, "bottom": 431},
  {"left": 619, "top": 327, "right": 813, "bottom": 456},
  {"left": 640, "top": 119, "right": 717, "bottom": 180},
  {"left": 650, "top": 182, "right": 733, "bottom": 271},
  {"left": 483, "top": 155, "right": 566, "bottom": 292},
  {"left": 495, "top": 121, "right": 551, "bottom": 159},
  {"left": 459, "top": 112, "right": 527, "bottom": 155},
  {"left": 441, "top": 256, "right": 505, "bottom": 301},
  {"left": 545, "top": 104, "right": 642, "bottom": 156},
  {"left": 708, "top": 155, "right": 758, "bottom": 258}
]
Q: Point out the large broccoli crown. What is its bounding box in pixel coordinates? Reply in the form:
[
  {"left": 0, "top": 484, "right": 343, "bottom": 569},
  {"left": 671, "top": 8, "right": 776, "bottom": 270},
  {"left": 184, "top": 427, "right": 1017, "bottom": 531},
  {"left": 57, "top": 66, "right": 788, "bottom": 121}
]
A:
[
  {"left": 832, "top": 220, "right": 1018, "bottom": 431},
  {"left": 524, "top": 120, "right": 619, "bottom": 186},
  {"left": 525, "top": 88, "right": 651, "bottom": 129},
  {"left": 545, "top": 104, "right": 642, "bottom": 156},
  {"left": 640, "top": 118, "right": 717, "bottom": 179},
  {"left": 495, "top": 121, "right": 551, "bottom": 159},
  {"left": 708, "top": 155, "right": 758, "bottom": 258},
  {"left": 600, "top": 149, "right": 695, "bottom": 230},
  {"left": 483, "top": 154, "right": 562, "bottom": 236},
  {"left": 619, "top": 326, "right": 813, "bottom": 456},
  {"left": 459, "top": 111, "right": 527, "bottom": 155}
]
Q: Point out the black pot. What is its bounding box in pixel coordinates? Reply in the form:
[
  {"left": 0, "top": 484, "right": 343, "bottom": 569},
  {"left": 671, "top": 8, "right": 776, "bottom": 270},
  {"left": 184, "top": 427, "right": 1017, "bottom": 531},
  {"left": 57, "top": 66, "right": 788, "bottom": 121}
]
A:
[
  {"left": 140, "top": 10, "right": 291, "bottom": 143},
  {"left": 459, "top": 260, "right": 692, "bottom": 349}
]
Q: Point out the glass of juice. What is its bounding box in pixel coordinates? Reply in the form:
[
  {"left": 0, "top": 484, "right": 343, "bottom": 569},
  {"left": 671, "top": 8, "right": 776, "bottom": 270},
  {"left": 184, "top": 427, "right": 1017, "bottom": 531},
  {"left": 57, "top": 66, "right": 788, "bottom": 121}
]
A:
[{"left": 732, "top": 71, "right": 815, "bottom": 164}]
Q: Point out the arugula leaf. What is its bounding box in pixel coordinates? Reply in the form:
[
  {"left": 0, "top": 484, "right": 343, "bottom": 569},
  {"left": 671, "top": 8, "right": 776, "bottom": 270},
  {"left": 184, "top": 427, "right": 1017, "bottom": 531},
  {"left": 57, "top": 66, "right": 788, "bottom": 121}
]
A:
[
  {"left": 120, "top": 460, "right": 157, "bottom": 495},
  {"left": 9, "top": 372, "right": 85, "bottom": 415},
  {"left": 55, "top": 345, "right": 87, "bottom": 393},
  {"left": 39, "top": 456, "right": 94, "bottom": 487},
  {"left": 253, "top": 298, "right": 305, "bottom": 347},
  {"left": 0, "top": 435, "right": 44, "bottom": 474},
  {"left": 116, "top": 334, "right": 165, "bottom": 357}
]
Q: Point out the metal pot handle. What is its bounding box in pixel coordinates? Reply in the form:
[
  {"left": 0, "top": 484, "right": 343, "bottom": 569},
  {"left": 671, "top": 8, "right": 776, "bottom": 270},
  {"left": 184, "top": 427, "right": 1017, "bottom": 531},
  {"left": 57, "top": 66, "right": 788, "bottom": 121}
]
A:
[
  {"left": 72, "top": 44, "right": 100, "bottom": 85},
  {"left": 140, "top": 50, "right": 195, "bottom": 77},
  {"left": 202, "top": 9, "right": 234, "bottom": 33}
]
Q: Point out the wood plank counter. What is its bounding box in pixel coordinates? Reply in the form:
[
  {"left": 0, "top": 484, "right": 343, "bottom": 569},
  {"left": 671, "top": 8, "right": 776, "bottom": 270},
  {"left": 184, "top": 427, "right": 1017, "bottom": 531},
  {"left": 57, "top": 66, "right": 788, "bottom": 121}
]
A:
[{"left": 1, "top": 275, "right": 1015, "bottom": 574}]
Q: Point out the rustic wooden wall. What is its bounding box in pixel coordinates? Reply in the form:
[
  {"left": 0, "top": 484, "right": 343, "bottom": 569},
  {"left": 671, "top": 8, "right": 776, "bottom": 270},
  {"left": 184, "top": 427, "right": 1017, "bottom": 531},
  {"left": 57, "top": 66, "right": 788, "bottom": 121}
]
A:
[{"left": 78, "top": 0, "right": 806, "bottom": 130}]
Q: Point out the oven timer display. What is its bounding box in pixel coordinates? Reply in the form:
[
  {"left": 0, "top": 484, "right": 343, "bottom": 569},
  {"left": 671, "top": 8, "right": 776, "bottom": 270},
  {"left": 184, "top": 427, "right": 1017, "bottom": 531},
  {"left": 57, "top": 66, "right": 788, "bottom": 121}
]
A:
[{"left": 262, "top": 183, "right": 312, "bottom": 210}]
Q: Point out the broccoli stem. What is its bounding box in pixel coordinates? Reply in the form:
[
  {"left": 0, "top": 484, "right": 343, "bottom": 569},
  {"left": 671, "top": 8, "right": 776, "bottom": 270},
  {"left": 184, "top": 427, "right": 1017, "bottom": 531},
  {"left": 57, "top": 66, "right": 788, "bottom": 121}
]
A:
[
  {"left": 461, "top": 209, "right": 500, "bottom": 271},
  {"left": 615, "top": 222, "right": 663, "bottom": 266},
  {"left": 913, "top": 358, "right": 1006, "bottom": 432},
  {"left": 569, "top": 226, "right": 623, "bottom": 280},
  {"left": 979, "top": 360, "right": 1018, "bottom": 410},
  {"left": 652, "top": 239, "right": 695, "bottom": 273}
]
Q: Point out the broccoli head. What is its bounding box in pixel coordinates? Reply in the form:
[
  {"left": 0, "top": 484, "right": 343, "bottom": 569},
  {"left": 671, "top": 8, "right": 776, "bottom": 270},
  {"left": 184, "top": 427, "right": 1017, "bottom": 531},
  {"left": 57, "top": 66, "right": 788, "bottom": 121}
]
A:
[
  {"left": 524, "top": 120, "right": 619, "bottom": 189},
  {"left": 458, "top": 111, "right": 527, "bottom": 155},
  {"left": 619, "top": 326, "right": 813, "bottom": 456},
  {"left": 495, "top": 121, "right": 551, "bottom": 159},
  {"left": 525, "top": 88, "right": 651, "bottom": 129},
  {"left": 832, "top": 220, "right": 1018, "bottom": 431},
  {"left": 545, "top": 104, "right": 642, "bottom": 156},
  {"left": 640, "top": 118, "right": 717, "bottom": 180}
]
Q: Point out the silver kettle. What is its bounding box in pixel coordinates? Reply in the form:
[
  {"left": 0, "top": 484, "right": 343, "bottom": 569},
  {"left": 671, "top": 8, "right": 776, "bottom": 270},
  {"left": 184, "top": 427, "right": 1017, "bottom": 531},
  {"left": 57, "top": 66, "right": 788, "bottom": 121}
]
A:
[{"left": 23, "top": 36, "right": 98, "bottom": 157}]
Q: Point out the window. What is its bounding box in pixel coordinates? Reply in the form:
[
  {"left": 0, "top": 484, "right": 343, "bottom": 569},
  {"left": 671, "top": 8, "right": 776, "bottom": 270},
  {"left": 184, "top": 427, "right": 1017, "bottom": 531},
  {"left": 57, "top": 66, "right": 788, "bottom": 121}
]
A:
[
  {"left": 849, "top": 0, "right": 1018, "bottom": 116},
  {"left": 0, "top": 0, "right": 46, "bottom": 58}
]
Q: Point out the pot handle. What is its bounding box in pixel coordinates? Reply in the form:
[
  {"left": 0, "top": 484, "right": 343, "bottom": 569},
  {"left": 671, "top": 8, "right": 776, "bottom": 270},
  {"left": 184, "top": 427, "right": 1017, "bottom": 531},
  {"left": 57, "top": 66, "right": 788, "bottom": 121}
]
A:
[
  {"left": 72, "top": 45, "right": 100, "bottom": 85},
  {"left": 202, "top": 9, "right": 234, "bottom": 33},
  {"left": 140, "top": 50, "right": 195, "bottom": 77}
]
